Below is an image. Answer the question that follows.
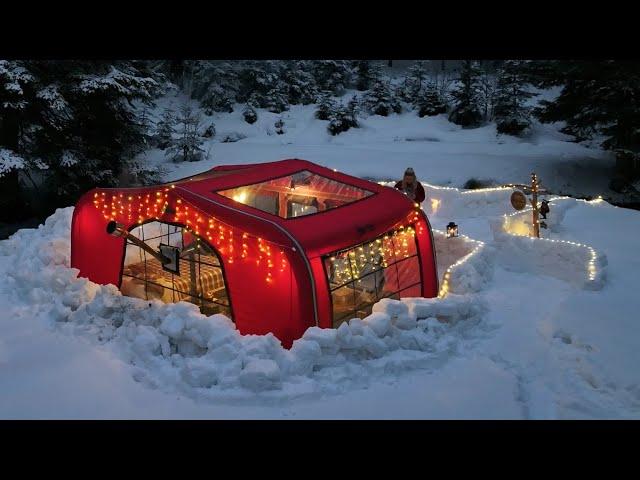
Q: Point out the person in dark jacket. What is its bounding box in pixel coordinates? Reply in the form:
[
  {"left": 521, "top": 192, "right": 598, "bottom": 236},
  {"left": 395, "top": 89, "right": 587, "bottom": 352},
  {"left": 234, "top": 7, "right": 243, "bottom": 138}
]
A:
[{"left": 394, "top": 167, "right": 426, "bottom": 204}]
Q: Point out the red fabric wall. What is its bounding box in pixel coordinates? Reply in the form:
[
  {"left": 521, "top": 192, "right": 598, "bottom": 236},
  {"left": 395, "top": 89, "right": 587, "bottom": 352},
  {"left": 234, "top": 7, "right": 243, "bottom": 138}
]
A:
[
  {"left": 70, "top": 160, "right": 439, "bottom": 348},
  {"left": 71, "top": 189, "right": 126, "bottom": 287}
]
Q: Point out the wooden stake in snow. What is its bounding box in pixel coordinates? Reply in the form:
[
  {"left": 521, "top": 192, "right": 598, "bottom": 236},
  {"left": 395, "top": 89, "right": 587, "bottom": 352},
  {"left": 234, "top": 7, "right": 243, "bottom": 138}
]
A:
[
  {"left": 531, "top": 172, "right": 540, "bottom": 238},
  {"left": 507, "top": 172, "right": 547, "bottom": 238}
]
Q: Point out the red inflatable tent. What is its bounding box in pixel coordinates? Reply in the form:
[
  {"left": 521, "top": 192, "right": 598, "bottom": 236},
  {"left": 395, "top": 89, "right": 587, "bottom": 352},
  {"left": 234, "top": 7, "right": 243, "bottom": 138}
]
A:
[{"left": 71, "top": 159, "right": 438, "bottom": 347}]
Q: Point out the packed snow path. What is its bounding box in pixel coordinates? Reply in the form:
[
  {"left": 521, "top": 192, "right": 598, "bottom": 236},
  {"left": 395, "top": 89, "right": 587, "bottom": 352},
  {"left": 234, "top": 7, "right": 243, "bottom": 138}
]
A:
[{"left": 1, "top": 181, "right": 638, "bottom": 419}]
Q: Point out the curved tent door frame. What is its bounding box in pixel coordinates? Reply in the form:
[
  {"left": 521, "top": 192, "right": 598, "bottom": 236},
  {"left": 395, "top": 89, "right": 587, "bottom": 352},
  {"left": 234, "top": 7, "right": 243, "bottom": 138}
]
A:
[
  {"left": 175, "top": 185, "right": 319, "bottom": 328},
  {"left": 117, "top": 218, "right": 235, "bottom": 319}
]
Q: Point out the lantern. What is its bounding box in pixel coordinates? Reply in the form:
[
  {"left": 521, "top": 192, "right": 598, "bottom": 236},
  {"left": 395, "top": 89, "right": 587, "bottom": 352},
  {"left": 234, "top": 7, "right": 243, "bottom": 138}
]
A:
[{"left": 446, "top": 222, "right": 458, "bottom": 238}]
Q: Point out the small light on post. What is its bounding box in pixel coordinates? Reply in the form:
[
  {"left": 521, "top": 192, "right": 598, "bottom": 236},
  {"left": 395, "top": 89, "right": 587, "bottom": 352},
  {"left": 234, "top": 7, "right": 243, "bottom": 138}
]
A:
[{"left": 446, "top": 222, "right": 458, "bottom": 238}]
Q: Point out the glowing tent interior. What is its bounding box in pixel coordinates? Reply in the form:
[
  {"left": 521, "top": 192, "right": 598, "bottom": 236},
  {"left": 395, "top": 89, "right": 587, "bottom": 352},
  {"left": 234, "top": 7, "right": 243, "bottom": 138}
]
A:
[{"left": 71, "top": 159, "right": 438, "bottom": 347}]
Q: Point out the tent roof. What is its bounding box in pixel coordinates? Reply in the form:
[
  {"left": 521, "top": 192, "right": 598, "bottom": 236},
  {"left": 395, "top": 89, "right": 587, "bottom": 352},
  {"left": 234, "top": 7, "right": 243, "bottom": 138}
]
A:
[
  {"left": 91, "top": 159, "right": 420, "bottom": 259},
  {"left": 169, "top": 159, "right": 418, "bottom": 257}
]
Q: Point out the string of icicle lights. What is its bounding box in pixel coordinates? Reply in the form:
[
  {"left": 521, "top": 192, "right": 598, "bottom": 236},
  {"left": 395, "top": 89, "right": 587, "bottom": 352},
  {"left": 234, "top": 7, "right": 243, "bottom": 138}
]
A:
[{"left": 92, "top": 186, "right": 289, "bottom": 284}]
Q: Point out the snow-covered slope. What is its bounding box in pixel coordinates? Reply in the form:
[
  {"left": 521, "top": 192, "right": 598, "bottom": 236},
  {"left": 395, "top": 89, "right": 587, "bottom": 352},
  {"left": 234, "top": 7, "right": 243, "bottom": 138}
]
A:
[
  {"left": 1, "top": 95, "right": 638, "bottom": 419},
  {"left": 141, "top": 92, "right": 615, "bottom": 201}
]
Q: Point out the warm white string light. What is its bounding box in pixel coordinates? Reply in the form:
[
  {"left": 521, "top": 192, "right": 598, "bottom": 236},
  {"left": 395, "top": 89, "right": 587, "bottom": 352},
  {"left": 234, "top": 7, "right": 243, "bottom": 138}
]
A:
[
  {"left": 501, "top": 203, "right": 600, "bottom": 283},
  {"left": 433, "top": 229, "right": 486, "bottom": 298},
  {"left": 378, "top": 180, "right": 602, "bottom": 289},
  {"left": 378, "top": 180, "right": 516, "bottom": 195}
]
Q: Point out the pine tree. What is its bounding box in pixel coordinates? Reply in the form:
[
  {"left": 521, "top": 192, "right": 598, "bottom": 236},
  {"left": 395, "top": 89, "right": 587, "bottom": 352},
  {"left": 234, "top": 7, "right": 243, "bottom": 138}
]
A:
[
  {"left": 154, "top": 107, "right": 176, "bottom": 149},
  {"left": 328, "top": 98, "right": 359, "bottom": 136},
  {"left": 190, "top": 61, "right": 239, "bottom": 114},
  {"left": 448, "top": 60, "right": 483, "bottom": 127},
  {"left": 0, "top": 60, "right": 161, "bottom": 221},
  {"left": 316, "top": 91, "right": 336, "bottom": 120},
  {"left": 264, "top": 85, "right": 289, "bottom": 113},
  {"left": 166, "top": 104, "right": 204, "bottom": 162},
  {"left": 138, "top": 106, "right": 153, "bottom": 146},
  {"left": 493, "top": 60, "right": 535, "bottom": 136},
  {"left": 478, "top": 66, "right": 498, "bottom": 122},
  {"left": 530, "top": 60, "right": 640, "bottom": 178},
  {"left": 414, "top": 82, "right": 448, "bottom": 117},
  {"left": 347, "top": 95, "right": 360, "bottom": 121},
  {"left": 312, "top": 60, "right": 353, "bottom": 95},
  {"left": 282, "top": 60, "right": 318, "bottom": 105},
  {"left": 364, "top": 78, "right": 396, "bottom": 116},
  {"left": 403, "top": 61, "right": 429, "bottom": 101},
  {"left": 243, "top": 104, "right": 257, "bottom": 124},
  {"left": 354, "top": 60, "right": 376, "bottom": 91}
]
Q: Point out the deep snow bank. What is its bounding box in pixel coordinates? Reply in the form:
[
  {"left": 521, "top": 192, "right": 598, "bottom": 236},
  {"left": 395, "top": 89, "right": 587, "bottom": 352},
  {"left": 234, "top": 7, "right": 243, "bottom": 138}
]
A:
[{"left": 0, "top": 208, "right": 488, "bottom": 402}]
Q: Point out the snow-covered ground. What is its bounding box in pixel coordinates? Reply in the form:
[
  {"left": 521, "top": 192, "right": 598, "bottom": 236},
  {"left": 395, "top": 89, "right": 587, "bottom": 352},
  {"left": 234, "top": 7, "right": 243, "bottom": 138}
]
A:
[
  {"left": 1, "top": 95, "right": 638, "bottom": 419},
  {"left": 144, "top": 92, "right": 616, "bottom": 201}
]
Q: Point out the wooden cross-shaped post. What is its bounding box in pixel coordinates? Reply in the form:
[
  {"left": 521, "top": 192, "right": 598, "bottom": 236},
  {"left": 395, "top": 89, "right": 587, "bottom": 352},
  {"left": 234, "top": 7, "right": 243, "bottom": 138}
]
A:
[
  {"left": 531, "top": 172, "right": 540, "bottom": 238},
  {"left": 506, "top": 172, "right": 546, "bottom": 239}
]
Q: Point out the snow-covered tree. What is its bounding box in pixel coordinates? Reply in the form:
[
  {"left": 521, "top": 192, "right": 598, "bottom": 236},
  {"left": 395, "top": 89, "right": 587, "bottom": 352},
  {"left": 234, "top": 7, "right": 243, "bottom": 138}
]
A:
[
  {"left": 154, "top": 107, "right": 175, "bottom": 149},
  {"left": 264, "top": 86, "right": 289, "bottom": 114},
  {"left": 312, "top": 60, "right": 353, "bottom": 95},
  {"left": 191, "top": 61, "right": 239, "bottom": 114},
  {"left": 282, "top": 61, "right": 318, "bottom": 105},
  {"left": 448, "top": 60, "right": 483, "bottom": 127},
  {"left": 0, "top": 148, "right": 25, "bottom": 178},
  {"left": 243, "top": 104, "right": 257, "bottom": 124},
  {"left": 414, "top": 82, "right": 448, "bottom": 117},
  {"left": 354, "top": 61, "right": 377, "bottom": 91},
  {"left": 347, "top": 95, "right": 360, "bottom": 118},
  {"left": 315, "top": 91, "right": 336, "bottom": 120},
  {"left": 0, "top": 60, "right": 161, "bottom": 221},
  {"left": 532, "top": 61, "right": 640, "bottom": 152},
  {"left": 493, "top": 60, "right": 536, "bottom": 136},
  {"left": 235, "top": 61, "right": 291, "bottom": 113},
  {"left": 402, "top": 61, "right": 429, "bottom": 101},
  {"left": 364, "top": 78, "right": 400, "bottom": 116},
  {"left": 478, "top": 66, "right": 498, "bottom": 122},
  {"left": 166, "top": 104, "right": 204, "bottom": 162},
  {"left": 328, "top": 98, "right": 359, "bottom": 136}
]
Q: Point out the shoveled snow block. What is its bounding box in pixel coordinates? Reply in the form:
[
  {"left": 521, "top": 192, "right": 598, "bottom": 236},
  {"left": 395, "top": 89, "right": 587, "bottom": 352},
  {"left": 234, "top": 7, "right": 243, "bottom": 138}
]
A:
[
  {"left": 372, "top": 298, "right": 409, "bottom": 318},
  {"left": 239, "top": 359, "right": 281, "bottom": 391},
  {"left": 363, "top": 312, "right": 392, "bottom": 337}
]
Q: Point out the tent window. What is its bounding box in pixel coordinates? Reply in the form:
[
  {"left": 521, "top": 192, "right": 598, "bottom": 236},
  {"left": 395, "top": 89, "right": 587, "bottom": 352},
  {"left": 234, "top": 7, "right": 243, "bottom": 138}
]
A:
[
  {"left": 216, "top": 170, "right": 374, "bottom": 219},
  {"left": 121, "top": 221, "right": 232, "bottom": 319},
  {"left": 323, "top": 226, "right": 421, "bottom": 328}
]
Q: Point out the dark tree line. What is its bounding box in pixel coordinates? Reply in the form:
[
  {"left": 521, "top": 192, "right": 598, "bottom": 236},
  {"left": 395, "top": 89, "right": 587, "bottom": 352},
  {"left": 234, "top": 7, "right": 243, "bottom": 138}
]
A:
[
  {"left": 2, "top": 59, "right": 639, "bottom": 228},
  {"left": 0, "top": 60, "right": 163, "bottom": 223}
]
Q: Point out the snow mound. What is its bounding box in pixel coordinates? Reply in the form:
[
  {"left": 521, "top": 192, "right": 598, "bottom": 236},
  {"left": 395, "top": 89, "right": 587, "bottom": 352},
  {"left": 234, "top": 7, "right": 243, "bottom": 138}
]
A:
[
  {"left": 501, "top": 197, "right": 575, "bottom": 237},
  {"left": 434, "top": 231, "right": 494, "bottom": 295},
  {"left": 0, "top": 208, "right": 489, "bottom": 403},
  {"left": 489, "top": 203, "right": 607, "bottom": 289}
]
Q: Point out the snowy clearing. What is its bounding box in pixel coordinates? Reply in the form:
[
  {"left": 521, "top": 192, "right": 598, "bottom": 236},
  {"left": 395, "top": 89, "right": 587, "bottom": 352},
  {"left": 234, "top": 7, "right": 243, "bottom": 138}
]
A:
[
  {"left": 1, "top": 186, "right": 638, "bottom": 418},
  {"left": 143, "top": 95, "right": 616, "bottom": 201},
  {"left": 1, "top": 98, "right": 638, "bottom": 419}
]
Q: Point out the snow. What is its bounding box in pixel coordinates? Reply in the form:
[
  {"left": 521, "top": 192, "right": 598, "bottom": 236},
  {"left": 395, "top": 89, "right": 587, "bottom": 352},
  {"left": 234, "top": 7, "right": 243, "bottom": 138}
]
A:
[
  {"left": 0, "top": 148, "right": 25, "bottom": 177},
  {"left": 1, "top": 94, "right": 639, "bottom": 419},
  {"left": 141, "top": 93, "right": 615, "bottom": 201}
]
